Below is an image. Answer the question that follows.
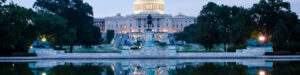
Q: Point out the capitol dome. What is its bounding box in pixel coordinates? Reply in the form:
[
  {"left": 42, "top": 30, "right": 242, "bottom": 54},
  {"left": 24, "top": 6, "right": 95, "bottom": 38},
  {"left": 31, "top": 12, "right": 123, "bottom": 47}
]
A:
[{"left": 134, "top": 0, "right": 166, "bottom": 14}]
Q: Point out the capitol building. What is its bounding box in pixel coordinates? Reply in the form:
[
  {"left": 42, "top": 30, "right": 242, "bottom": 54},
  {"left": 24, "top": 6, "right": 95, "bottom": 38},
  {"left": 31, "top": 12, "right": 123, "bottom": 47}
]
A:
[{"left": 94, "top": 0, "right": 196, "bottom": 45}]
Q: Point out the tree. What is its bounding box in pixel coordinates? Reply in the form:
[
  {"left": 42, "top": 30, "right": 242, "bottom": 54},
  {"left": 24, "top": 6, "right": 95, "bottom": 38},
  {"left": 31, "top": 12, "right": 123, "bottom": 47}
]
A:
[
  {"left": 106, "top": 30, "right": 115, "bottom": 44},
  {"left": 251, "top": 0, "right": 292, "bottom": 37},
  {"left": 174, "top": 32, "right": 187, "bottom": 44},
  {"left": 291, "top": 20, "right": 300, "bottom": 42},
  {"left": 252, "top": 0, "right": 300, "bottom": 52},
  {"left": 34, "top": 13, "right": 69, "bottom": 49},
  {"left": 175, "top": 24, "right": 197, "bottom": 43},
  {"left": 0, "top": 0, "right": 6, "bottom": 5},
  {"left": 216, "top": 5, "right": 232, "bottom": 51},
  {"left": 34, "top": 0, "right": 102, "bottom": 51},
  {"left": 0, "top": 4, "right": 37, "bottom": 55},
  {"left": 193, "top": 2, "right": 221, "bottom": 51},
  {"left": 272, "top": 20, "right": 289, "bottom": 51},
  {"left": 229, "top": 8, "right": 257, "bottom": 52},
  {"left": 60, "top": 28, "right": 77, "bottom": 52},
  {"left": 187, "top": 2, "right": 257, "bottom": 51},
  {"left": 288, "top": 23, "right": 300, "bottom": 53}
]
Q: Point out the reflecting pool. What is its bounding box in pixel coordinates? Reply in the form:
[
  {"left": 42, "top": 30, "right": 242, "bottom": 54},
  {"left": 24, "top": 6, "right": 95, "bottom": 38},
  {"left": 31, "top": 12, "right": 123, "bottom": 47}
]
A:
[{"left": 0, "top": 59, "right": 300, "bottom": 75}]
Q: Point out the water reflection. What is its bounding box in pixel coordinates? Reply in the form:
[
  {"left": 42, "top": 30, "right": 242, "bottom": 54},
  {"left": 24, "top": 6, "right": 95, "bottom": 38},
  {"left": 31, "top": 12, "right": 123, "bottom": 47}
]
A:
[{"left": 0, "top": 59, "right": 300, "bottom": 75}]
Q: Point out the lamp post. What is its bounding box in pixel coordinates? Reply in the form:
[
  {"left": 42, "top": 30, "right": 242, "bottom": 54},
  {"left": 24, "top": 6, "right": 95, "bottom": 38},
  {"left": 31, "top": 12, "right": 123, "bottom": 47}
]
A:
[
  {"left": 41, "top": 35, "right": 47, "bottom": 42},
  {"left": 41, "top": 37, "right": 47, "bottom": 42},
  {"left": 30, "top": 46, "right": 33, "bottom": 49},
  {"left": 258, "top": 70, "right": 266, "bottom": 75},
  {"left": 258, "top": 35, "right": 266, "bottom": 42}
]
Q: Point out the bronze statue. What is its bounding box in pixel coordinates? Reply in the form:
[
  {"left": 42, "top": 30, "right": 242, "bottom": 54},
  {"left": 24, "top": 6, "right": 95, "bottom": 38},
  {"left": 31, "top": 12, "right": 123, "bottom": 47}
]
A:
[{"left": 146, "top": 15, "right": 153, "bottom": 29}]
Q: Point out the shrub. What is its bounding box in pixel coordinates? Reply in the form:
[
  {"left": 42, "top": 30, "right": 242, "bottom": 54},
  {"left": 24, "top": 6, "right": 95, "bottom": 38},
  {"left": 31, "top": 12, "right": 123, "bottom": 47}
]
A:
[
  {"left": 158, "top": 42, "right": 167, "bottom": 46},
  {"left": 273, "top": 42, "right": 300, "bottom": 54},
  {"left": 287, "top": 42, "right": 300, "bottom": 54}
]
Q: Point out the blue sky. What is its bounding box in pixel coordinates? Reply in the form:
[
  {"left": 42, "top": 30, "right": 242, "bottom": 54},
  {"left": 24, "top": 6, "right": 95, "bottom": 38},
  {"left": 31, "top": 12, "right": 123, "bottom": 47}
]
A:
[{"left": 7, "top": 0, "right": 300, "bottom": 18}]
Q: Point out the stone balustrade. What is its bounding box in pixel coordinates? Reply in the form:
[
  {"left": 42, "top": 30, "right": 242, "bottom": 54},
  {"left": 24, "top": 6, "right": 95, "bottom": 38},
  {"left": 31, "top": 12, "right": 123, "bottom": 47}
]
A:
[{"left": 32, "top": 47, "right": 271, "bottom": 58}]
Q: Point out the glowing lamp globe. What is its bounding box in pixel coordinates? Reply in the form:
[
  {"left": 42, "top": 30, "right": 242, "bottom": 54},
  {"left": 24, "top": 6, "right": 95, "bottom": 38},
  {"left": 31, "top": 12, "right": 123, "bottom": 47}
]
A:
[
  {"left": 41, "top": 72, "right": 47, "bottom": 75},
  {"left": 258, "top": 70, "right": 266, "bottom": 75},
  {"left": 258, "top": 36, "right": 266, "bottom": 42},
  {"left": 41, "top": 38, "right": 47, "bottom": 42}
]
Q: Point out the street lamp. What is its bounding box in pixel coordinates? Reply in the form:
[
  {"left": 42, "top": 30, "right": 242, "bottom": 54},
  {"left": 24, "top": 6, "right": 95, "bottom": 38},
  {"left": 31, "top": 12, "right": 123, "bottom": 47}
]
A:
[
  {"left": 258, "top": 70, "right": 266, "bottom": 75},
  {"left": 258, "top": 35, "right": 266, "bottom": 42},
  {"left": 41, "top": 72, "right": 47, "bottom": 75},
  {"left": 41, "top": 37, "right": 47, "bottom": 42}
]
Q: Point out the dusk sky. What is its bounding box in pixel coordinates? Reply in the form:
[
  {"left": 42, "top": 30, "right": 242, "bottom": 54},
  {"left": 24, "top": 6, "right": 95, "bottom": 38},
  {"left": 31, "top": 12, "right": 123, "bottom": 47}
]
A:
[{"left": 6, "top": 0, "right": 300, "bottom": 18}]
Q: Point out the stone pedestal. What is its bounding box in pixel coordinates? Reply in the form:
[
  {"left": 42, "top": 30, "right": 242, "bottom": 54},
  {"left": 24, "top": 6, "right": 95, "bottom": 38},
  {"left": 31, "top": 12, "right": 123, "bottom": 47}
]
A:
[{"left": 142, "top": 29, "right": 156, "bottom": 50}]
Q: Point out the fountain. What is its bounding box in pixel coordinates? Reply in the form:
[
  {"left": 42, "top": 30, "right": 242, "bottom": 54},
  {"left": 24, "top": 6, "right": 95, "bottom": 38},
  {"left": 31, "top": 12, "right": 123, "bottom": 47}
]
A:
[
  {"left": 28, "top": 37, "right": 64, "bottom": 56},
  {"left": 28, "top": 37, "right": 53, "bottom": 53}
]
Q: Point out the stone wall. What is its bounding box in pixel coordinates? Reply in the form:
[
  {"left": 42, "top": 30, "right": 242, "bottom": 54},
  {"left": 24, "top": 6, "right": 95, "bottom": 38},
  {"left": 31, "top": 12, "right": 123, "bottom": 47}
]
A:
[{"left": 34, "top": 47, "right": 268, "bottom": 57}]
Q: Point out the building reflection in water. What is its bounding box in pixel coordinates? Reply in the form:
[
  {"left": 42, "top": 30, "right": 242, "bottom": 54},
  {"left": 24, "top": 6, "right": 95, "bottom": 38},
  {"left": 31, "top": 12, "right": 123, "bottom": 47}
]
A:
[
  {"left": 21, "top": 59, "right": 276, "bottom": 75},
  {"left": 3, "top": 59, "right": 300, "bottom": 75}
]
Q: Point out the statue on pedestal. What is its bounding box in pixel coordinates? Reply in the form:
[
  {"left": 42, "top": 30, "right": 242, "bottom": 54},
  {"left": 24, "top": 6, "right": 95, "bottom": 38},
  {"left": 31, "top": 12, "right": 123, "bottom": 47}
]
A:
[
  {"left": 142, "top": 15, "right": 156, "bottom": 50},
  {"left": 146, "top": 15, "right": 153, "bottom": 30}
]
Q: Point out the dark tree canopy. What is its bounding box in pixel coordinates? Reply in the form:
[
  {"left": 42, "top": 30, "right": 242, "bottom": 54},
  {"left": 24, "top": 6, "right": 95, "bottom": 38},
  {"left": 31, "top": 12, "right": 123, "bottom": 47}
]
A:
[
  {"left": 251, "top": 0, "right": 300, "bottom": 52},
  {"left": 0, "top": 0, "right": 6, "bottom": 5},
  {"left": 178, "top": 2, "right": 256, "bottom": 51},
  {"left": 34, "top": 0, "right": 102, "bottom": 49},
  {"left": 106, "top": 30, "right": 115, "bottom": 44},
  {"left": 0, "top": 4, "right": 37, "bottom": 55},
  {"left": 251, "top": 0, "right": 293, "bottom": 35},
  {"left": 34, "top": 13, "right": 70, "bottom": 47},
  {"left": 177, "top": 0, "right": 300, "bottom": 52},
  {"left": 194, "top": 2, "right": 253, "bottom": 51},
  {"left": 272, "top": 20, "right": 289, "bottom": 51}
]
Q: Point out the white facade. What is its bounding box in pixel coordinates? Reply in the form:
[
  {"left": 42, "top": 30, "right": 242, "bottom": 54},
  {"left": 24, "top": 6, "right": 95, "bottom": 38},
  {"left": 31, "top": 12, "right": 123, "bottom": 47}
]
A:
[
  {"left": 104, "top": 0, "right": 195, "bottom": 34},
  {"left": 98, "top": 0, "right": 195, "bottom": 45}
]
